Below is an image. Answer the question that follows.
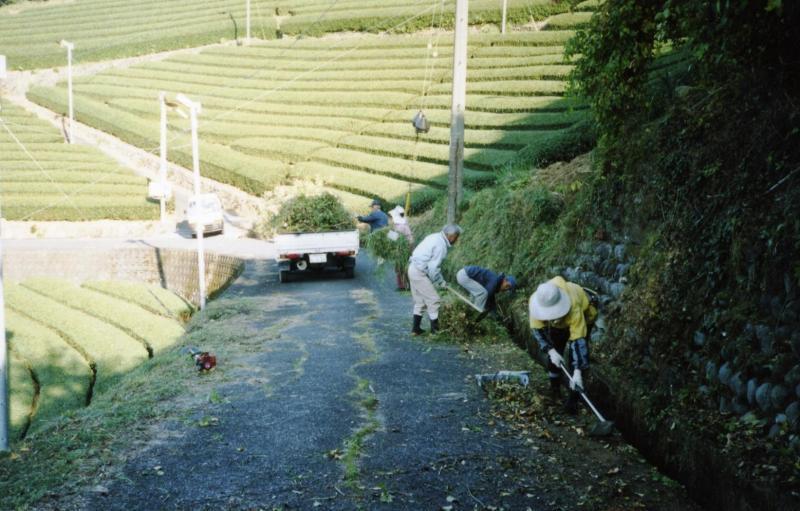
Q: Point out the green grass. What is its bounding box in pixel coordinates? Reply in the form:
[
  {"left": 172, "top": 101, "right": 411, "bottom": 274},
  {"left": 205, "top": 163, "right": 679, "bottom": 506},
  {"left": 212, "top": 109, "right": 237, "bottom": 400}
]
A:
[
  {"left": 7, "top": 349, "right": 36, "bottom": 442},
  {"left": 4, "top": 284, "right": 150, "bottom": 395},
  {"left": 82, "top": 280, "right": 196, "bottom": 321},
  {"left": 5, "top": 310, "right": 93, "bottom": 434},
  {"left": 21, "top": 278, "right": 186, "bottom": 356},
  {"left": 0, "top": 101, "right": 159, "bottom": 220},
  {"left": 544, "top": 12, "right": 594, "bottom": 30}
]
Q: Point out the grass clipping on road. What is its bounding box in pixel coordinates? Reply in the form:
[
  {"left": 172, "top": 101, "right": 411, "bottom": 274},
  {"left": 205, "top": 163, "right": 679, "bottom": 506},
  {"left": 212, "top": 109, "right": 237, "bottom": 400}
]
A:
[
  {"left": 270, "top": 192, "right": 354, "bottom": 234},
  {"left": 437, "top": 300, "right": 511, "bottom": 344}
]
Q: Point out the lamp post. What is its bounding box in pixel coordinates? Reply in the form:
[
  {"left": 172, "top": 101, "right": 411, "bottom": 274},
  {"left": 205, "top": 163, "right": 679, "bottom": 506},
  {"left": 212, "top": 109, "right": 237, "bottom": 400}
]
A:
[
  {"left": 246, "top": 0, "right": 251, "bottom": 45},
  {"left": 0, "top": 103, "right": 8, "bottom": 453},
  {"left": 59, "top": 40, "right": 74, "bottom": 144},
  {"left": 175, "top": 93, "right": 207, "bottom": 310}
]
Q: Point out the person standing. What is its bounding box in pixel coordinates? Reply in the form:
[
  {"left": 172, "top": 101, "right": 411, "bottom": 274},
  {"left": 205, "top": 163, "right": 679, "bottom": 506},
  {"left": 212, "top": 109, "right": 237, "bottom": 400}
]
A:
[
  {"left": 388, "top": 205, "right": 413, "bottom": 243},
  {"left": 407, "top": 224, "right": 462, "bottom": 335},
  {"left": 529, "top": 276, "right": 597, "bottom": 413},
  {"left": 357, "top": 198, "right": 388, "bottom": 232},
  {"left": 389, "top": 205, "right": 414, "bottom": 290},
  {"left": 456, "top": 265, "right": 516, "bottom": 313}
]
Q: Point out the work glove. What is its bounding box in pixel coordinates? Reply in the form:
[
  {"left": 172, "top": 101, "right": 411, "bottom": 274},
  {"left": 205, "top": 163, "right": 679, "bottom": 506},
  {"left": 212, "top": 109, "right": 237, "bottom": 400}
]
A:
[
  {"left": 570, "top": 369, "right": 583, "bottom": 392},
  {"left": 547, "top": 348, "right": 564, "bottom": 367},
  {"left": 436, "top": 279, "right": 448, "bottom": 290}
]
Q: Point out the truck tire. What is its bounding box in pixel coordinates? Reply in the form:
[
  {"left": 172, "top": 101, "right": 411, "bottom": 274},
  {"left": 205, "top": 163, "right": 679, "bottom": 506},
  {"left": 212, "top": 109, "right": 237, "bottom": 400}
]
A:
[
  {"left": 279, "top": 270, "right": 292, "bottom": 283},
  {"left": 344, "top": 267, "right": 355, "bottom": 279}
]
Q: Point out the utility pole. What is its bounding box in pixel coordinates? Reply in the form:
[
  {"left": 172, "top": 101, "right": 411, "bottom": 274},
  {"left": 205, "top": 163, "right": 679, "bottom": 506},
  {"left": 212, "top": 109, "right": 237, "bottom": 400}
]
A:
[
  {"left": 59, "top": 40, "right": 74, "bottom": 144},
  {"left": 176, "top": 94, "right": 207, "bottom": 310},
  {"left": 447, "top": 0, "right": 468, "bottom": 224},
  {"left": 502, "top": 0, "right": 508, "bottom": 34},
  {"left": 158, "top": 92, "right": 168, "bottom": 223},
  {"left": 245, "top": 0, "right": 251, "bottom": 45},
  {"left": 0, "top": 103, "right": 8, "bottom": 453}
]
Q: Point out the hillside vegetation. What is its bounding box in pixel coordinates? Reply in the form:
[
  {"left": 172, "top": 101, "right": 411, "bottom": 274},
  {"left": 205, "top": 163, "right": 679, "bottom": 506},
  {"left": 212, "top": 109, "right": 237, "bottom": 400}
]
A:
[
  {"left": 414, "top": 1, "right": 800, "bottom": 508},
  {"left": 28, "top": 17, "right": 592, "bottom": 212},
  {"left": 0, "top": 0, "right": 582, "bottom": 70},
  {"left": 0, "top": 100, "right": 159, "bottom": 221},
  {"left": 4, "top": 279, "right": 192, "bottom": 442}
]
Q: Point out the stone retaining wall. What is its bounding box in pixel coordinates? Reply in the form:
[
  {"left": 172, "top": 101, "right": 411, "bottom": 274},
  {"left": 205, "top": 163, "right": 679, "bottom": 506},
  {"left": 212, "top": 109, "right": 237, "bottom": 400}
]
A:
[
  {"left": 506, "top": 241, "right": 798, "bottom": 511},
  {"left": 3, "top": 247, "right": 244, "bottom": 305}
]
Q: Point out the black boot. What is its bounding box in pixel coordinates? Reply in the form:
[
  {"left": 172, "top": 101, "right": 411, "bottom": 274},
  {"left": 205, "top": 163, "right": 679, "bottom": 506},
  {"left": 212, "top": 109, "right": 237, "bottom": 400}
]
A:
[
  {"left": 412, "top": 315, "right": 425, "bottom": 336},
  {"left": 430, "top": 318, "right": 439, "bottom": 334},
  {"left": 564, "top": 391, "right": 579, "bottom": 415},
  {"left": 548, "top": 378, "right": 561, "bottom": 399}
]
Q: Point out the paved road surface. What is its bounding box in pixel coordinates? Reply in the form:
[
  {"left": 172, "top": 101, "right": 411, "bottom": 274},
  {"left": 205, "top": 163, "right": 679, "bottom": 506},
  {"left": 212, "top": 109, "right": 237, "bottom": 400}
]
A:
[{"left": 86, "top": 255, "right": 544, "bottom": 510}]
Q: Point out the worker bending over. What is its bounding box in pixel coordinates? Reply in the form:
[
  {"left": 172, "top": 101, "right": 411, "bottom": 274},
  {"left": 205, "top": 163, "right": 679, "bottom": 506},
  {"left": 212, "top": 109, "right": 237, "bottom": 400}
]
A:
[
  {"left": 408, "top": 224, "right": 462, "bottom": 335},
  {"left": 456, "top": 265, "right": 516, "bottom": 314},
  {"left": 529, "top": 276, "right": 597, "bottom": 413},
  {"left": 357, "top": 198, "right": 388, "bottom": 232}
]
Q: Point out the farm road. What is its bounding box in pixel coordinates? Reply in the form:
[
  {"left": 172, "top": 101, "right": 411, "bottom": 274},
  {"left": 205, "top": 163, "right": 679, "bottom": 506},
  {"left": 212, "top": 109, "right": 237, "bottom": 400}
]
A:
[{"left": 86, "top": 255, "right": 547, "bottom": 510}]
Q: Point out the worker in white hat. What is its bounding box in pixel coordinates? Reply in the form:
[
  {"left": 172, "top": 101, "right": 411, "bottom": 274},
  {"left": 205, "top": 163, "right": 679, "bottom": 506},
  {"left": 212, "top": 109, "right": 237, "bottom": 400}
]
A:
[
  {"left": 388, "top": 205, "right": 413, "bottom": 243},
  {"left": 529, "top": 276, "right": 598, "bottom": 413}
]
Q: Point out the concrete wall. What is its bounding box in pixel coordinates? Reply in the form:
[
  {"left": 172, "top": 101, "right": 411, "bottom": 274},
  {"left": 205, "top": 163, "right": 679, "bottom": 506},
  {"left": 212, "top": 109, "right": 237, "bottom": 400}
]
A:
[{"left": 3, "top": 247, "right": 244, "bottom": 305}]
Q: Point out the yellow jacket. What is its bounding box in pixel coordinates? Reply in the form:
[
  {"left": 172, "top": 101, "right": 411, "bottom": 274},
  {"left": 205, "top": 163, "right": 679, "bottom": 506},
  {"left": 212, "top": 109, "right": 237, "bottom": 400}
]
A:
[{"left": 530, "top": 276, "right": 597, "bottom": 341}]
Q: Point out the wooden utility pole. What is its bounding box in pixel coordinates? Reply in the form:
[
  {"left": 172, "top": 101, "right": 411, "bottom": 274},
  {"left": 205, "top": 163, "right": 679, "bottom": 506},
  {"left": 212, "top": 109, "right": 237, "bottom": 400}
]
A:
[
  {"left": 447, "top": 0, "right": 468, "bottom": 224},
  {"left": 502, "top": 0, "right": 508, "bottom": 34}
]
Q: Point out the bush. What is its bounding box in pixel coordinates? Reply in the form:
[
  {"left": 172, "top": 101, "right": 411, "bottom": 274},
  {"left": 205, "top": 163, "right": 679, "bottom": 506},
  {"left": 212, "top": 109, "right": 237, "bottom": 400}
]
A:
[
  {"left": 363, "top": 227, "right": 412, "bottom": 275},
  {"left": 270, "top": 192, "right": 355, "bottom": 233}
]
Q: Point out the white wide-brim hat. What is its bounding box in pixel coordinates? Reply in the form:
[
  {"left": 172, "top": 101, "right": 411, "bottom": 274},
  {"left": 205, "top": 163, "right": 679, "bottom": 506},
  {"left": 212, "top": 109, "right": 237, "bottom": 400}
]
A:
[
  {"left": 529, "top": 282, "right": 571, "bottom": 320},
  {"left": 389, "top": 205, "right": 406, "bottom": 222}
]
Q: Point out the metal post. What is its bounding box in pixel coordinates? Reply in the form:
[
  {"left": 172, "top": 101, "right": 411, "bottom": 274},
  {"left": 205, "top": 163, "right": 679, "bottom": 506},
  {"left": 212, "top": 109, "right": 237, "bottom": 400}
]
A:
[
  {"left": 158, "top": 92, "right": 167, "bottom": 223},
  {"left": 0, "top": 103, "right": 7, "bottom": 452},
  {"left": 176, "top": 94, "right": 206, "bottom": 310},
  {"left": 60, "top": 40, "right": 74, "bottom": 144},
  {"left": 447, "top": 0, "right": 468, "bottom": 224},
  {"left": 246, "top": 0, "right": 251, "bottom": 45},
  {"left": 502, "top": 0, "right": 508, "bottom": 34}
]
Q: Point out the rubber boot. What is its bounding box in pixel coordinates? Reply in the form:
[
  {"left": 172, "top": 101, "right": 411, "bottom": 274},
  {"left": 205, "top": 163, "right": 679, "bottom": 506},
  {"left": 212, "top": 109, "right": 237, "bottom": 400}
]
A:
[
  {"left": 412, "top": 315, "right": 425, "bottom": 336},
  {"left": 430, "top": 318, "right": 439, "bottom": 334},
  {"left": 564, "top": 391, "right": 580, "bottom": 415},
  {"left": 548, "top": 377, "right": 562, "bottom": 399}
]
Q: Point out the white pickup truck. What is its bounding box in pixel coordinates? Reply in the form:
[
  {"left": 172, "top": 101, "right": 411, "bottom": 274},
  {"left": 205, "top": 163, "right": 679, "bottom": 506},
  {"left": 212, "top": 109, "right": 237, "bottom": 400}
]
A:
[{"left": 274, "top": 230, "right": 359, "bottom": 282}]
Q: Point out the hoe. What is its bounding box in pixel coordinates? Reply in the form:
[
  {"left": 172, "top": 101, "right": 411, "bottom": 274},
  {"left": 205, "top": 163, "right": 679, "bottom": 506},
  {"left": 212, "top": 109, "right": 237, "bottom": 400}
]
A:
[{"left": 559, "top": 361, "right": 615, "bottom": 437}]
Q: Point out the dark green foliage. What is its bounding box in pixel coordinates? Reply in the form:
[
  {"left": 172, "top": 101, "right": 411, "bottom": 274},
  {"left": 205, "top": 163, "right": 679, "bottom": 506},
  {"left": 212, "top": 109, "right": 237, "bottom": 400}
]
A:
[
  {"left": 566, "top": 0, "right": 800, "bottom": 489},
  {"left": 271, "top": 193, "right": 354, "bottom": 233},
  {"left": 363, "top": 228, "right": 412, "bottom": 275}
]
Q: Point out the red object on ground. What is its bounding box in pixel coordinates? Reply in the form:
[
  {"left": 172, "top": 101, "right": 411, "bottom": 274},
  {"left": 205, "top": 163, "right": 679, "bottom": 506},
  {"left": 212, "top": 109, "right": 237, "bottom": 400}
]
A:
[{"left": 194, "top": 352, "right": 217, "bottom": 371}]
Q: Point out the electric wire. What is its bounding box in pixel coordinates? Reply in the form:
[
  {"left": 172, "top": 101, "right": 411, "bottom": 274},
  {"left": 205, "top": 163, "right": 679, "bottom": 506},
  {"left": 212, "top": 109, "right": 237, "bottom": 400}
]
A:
[{"left": 14, "top": 0, "right": 454, "bottom": 220}]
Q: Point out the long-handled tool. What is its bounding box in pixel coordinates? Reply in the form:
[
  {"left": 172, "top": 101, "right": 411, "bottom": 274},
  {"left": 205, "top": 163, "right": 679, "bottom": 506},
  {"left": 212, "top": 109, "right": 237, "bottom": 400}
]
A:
[
  {"left": 445, "top": 283, "right": 484, "bottom": 313},
  {"left": 558, "top": 362, "right": 615, "bottom": 437}
]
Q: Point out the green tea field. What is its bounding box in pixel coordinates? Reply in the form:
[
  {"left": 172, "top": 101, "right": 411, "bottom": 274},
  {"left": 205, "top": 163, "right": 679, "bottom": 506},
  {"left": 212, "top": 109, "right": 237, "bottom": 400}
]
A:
[
  {"left": 0, "top": 0, "right": 583, "bottom": 71},
  {"left": 28, "top": 12, "right": 591, "bottom": 212},
  {"left": 4, "top": 278, "right": 193, "bottom": 441},
  {"left": 0, "top": 101, "right": 160, "bottom": 221}
]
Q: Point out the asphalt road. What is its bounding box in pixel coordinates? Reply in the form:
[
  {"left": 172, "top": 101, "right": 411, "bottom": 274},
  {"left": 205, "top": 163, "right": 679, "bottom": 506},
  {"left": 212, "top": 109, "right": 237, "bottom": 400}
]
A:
[{"left": 86, "top": 255, "right": 546, "bottom": 510}]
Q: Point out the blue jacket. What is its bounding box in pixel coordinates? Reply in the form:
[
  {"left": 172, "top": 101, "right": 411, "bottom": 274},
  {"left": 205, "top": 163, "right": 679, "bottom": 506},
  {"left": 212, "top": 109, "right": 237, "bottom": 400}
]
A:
[
  {"left": 357, "top": 209, "right": 388, "bottom": 231},
  {"left": 465, "top": 265, "right": 504, "bottom": 311}
]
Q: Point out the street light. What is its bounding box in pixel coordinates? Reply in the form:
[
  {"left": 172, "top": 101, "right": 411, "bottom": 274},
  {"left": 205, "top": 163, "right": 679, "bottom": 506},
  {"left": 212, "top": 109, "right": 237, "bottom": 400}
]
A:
[
  {"left": 246, "top": 0, "right": 251, "bottom": 45},
  {"left": 59, "top": 40, "right": 74, "bottom": 144},
  {"left": 0, "top": 103, "right": 8, "bottom": 453},
  {"left": 147, "top": 92, "right": 175, "bottom": 224},
  {"left": 174, "top": 93, "right": 207, "bottom": 310}
]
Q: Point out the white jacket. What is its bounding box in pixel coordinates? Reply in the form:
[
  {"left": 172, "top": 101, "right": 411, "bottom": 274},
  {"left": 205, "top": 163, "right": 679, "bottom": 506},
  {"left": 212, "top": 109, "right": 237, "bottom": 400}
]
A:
[{"left": 409, "top": 232, "right": 451, "bottom": 284}]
